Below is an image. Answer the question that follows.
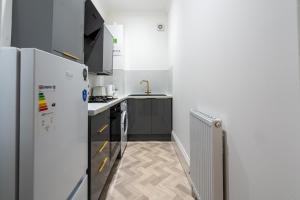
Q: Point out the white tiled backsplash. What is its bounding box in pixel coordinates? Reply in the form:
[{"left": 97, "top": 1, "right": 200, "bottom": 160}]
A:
[
  {"left": 124, "top": 69, "right": 171, "bottom": 95},
  {"left": 88, "top": 74, "right": 113, "bottom": 95},
  {"left": 88, "top": 68, "right": 172, "bottom": 97},
  {"left": 113, "top": 69, "right": 125, "bottom": 95}
]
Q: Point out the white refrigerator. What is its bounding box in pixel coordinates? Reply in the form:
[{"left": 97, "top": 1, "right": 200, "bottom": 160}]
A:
[{"left": 0, "top": 48, "right": 88, "bottom": 200}]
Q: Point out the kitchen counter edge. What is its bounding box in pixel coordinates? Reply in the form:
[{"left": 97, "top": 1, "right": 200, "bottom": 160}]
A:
[{"left": 88, "top": 95, "right": 173, "bottom": 116}]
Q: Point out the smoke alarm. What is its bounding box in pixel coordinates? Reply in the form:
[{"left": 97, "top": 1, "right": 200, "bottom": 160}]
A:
[{"left": 157, "top": 24, "right": 165, "bottom": 31}]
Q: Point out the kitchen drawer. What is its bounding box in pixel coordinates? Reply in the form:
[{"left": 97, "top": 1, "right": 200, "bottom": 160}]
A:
[
  {"left": 90, "top": 140, "right": 110, "bottom": 162},
  {"left": 90, "top": 156, "right": 110, "bottom": 200},
  {"left": 90, "top": 155, "right": 110, "bottom": 176},
  {"left": 90, "top": 110, "right": 110, "bottom": 136},
  {"left": 90, "top": 140, "right": 110, "bottom": 177},
  {"left": 91, "top": 123, "right": 110, "bottom": 142}
]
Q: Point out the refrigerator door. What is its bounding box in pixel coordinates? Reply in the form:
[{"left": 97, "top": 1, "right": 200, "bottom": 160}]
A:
[
  {"left": 19, "top": 49, "right": 88, "bottom": 200},
  {"left": 69, "top": 175, "right": 88, "bottom": 200},
  {"left": 0, "top": 47, "right": 19, "bottom": 200},
  {"left": 0, "top": 0, "right": 13, "bottom": 46}
]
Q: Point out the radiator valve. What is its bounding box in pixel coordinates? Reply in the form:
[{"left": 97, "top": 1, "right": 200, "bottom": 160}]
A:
[{"left": 214, "top": 121, "right": 222, "bottom": 128}]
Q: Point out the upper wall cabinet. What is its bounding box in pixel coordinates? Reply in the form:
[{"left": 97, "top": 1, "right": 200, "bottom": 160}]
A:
[
  {"left": 11, "top": 0, "right": 85, "bottom": 63},
  {"left": 84, "top": 0, "right": 113, "bottom": 75},
  {"left": 84, "top": 0, "right": 104, "bottom": 75}
]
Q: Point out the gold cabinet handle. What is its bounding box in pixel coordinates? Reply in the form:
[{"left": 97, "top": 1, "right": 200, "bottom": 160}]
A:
[
  {"left": 97, "top": 141, "right": 108, "bottom": 154},
  {"left": 98, "top": 157, "right": 108, "bottom": 173},
  {"left": 62, "top": 51, "right": 80, "bottom": 61},
  {"left": 54, "top": 50, "right": 80, "bottom": 61},
  {"left": 97, "top": 124, "right": 108, "bottom": 134}
]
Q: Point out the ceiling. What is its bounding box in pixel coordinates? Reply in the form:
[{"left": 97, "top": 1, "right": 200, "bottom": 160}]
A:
[{"left": 100, "top": 0, "right": 171, "bottom": 13}]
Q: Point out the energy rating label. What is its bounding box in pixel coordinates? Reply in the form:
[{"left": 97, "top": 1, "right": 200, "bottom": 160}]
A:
[{"left": 39, "top": 92, "right": 48, "bottom": 112}]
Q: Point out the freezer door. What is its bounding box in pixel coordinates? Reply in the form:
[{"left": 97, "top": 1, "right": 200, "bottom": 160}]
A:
[
  {"left": 19, "top": 49, "right": 88, "bottom": 200},
  {"left": 69, "top": 175, "right": 88, "bottom": 200},
  {"left": 0, "top": 47, "right": 19, "bottom": 200}
]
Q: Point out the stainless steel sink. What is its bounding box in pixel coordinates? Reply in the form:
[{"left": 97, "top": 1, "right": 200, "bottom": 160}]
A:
[{"left": 129, "top": 94, "right": 167, "bottom": 96}]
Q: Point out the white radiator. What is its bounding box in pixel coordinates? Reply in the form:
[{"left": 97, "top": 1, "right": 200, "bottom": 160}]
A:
[{"left": 190, "top": 110, "right": 223, "bottom": 200}]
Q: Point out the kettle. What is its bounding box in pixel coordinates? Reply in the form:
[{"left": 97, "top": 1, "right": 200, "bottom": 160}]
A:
[
  {"left": 92, "top": 86, "right": 107, "bottom": 96},
  {"left": 106, "top": 85, "right": 115, "bottom": 97}
]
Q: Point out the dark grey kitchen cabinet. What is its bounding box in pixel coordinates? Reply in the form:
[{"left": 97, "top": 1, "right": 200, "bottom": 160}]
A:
[
  {"left": 88, "top": 105, "right": 122, "bottom": 200},
  {"left": 88, "top": 110, "right": 111, "bottom": 200},
  {"left": 11, "top": 0, "right": 85, "bottom": 63},
  {"left": 84, "top": 0, "right": 105, "bottom": 74},
  {"left": 52, "top": 0, "right": 85, "bottom": 62},
  {"left": 84, "top": 0, "right": 113, "bottom": 75},
  {"left": 128, "top": 99, "right": 152, "bottom": 135},
  {"left": 128, "top": 98, "right": 172, "bottom": 140},
  {"left": 151, "top": 99, "right": 172, "bottom": 134}
]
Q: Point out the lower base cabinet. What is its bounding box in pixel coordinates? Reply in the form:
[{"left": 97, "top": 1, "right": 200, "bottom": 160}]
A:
[
  {"left": 87, "top": 98, "right": 172, "bottom": 199},
  {"left": 88, "top": 103, "right": 123, "bottom": 200},
  {"left": 88, "top": 110, "right": 111, "bottom": 200},
  {"left": 127, "top": 99, "right": 152, "bottom": 134},
  {"left": 151, "top": 98, "right": 172, "bottom": 134},
  {"left": 128, "top": 98, "right": 172, "bottom": 140}
]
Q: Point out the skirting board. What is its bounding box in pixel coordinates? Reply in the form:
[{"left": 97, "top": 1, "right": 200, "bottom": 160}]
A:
[
  {"left": 128, "top": 134, "right": 171, "bottom": 141},
  {"left": 172, "top": 132, "right": 201, "bottom": 200},
  {"left": 171, "top": 131, "right": 190, "bottom": 172}
]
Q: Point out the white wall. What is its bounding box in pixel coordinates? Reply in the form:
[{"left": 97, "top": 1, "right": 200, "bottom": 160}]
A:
[
  {"left": 0, "top": 0, "right": 12, "bottom": 46},
  {"left": 108, "top": 11, "right": 169, "bottom": 70},
  {"left": 124, "top": 69, "right": 171, "bottom": 94},
  {"left": 91, "top": 0, "right": 109, "bottom": 21},
  {"left": 89, "top": 69, "right": 172, "bottom": 96},
  {"left": 97, "top": 11, "right": 171, "bottom": 96},
  {"left": 89, "top": 8, "right": 171, "bottom": 94},
  {"left": 169, "top": 0, "right": 300, "bottom": 199}
]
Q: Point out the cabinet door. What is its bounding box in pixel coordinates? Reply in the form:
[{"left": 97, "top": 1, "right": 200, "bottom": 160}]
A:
[
  {"left": 84, "top": 0, "right": 104, "bottom": 74},
  {"left": 151, "top": 99, "right": 172, "bottom": 134},
  {"left": 128, "top": 99, "right": 151, "bottom": 134},
  {"left": 84, "top": 29, "right": 104, "bottom": 74},
  {"left": 84, "top": 0, "right": 104, "bottom": 36},
  {"left": 102, "top": 26, "right": 113, "bottom": 75},
  {"left": 52, "top": 0, "right": 84, "bottom": 63}
]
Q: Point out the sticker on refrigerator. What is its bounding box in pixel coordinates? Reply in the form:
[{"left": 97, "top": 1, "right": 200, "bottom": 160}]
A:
[
  {"left": 82, "top": 89, "right": 87, "bottom": 102},
  {"left": 38, "top": 85, "right": 56, "bottom": 134},
  {"left": 40, "top": 112, "right": 55, "bottom": 132},
  {"left": 39, "top": 92, "right": 49, "bottom": 112},
  {"left": 39, "top": 85, "right": 56, "bottom": 91}
]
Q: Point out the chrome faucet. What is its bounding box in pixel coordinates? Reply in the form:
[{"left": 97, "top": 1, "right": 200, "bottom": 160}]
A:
[{"left": 140, "top": 80, "right": 151, "bottom": 95}]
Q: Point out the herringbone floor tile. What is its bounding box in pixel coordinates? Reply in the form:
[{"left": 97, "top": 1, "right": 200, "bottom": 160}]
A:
[{"left": 104, "top": 142, "right": 194, "bottom": 200}]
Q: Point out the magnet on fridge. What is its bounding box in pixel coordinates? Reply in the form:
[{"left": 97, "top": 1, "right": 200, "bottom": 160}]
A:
[{"left": 82, "top": 89, "right": 87, "bottom": 102}]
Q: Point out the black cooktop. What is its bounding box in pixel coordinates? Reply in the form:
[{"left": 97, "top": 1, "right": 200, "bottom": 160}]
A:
[{"left": 88, "top": 96, "right": 117, "bottom": 103}]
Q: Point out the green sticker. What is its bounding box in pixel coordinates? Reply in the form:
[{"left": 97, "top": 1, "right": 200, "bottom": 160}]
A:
[{"left": 113, "top": 38, "right": 118, "bottom": 44}]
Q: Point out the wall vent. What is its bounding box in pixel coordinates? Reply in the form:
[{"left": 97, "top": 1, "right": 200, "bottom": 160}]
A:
[{"left": 157, "top": 24, "right": 165, "bottom": 31}]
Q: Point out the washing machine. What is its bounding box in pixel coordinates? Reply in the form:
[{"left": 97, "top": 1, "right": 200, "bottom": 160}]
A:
[{"left": 120, "top": 100, "right": 128, "bottom": 156}]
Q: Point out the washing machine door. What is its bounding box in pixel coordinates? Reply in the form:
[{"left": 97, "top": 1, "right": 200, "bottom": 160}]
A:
[
  {"left": 124, "top": 111, "right": 128, "bottom": 137},
  {"left": 121, "top": 111, "right": 128, "bottom": 135},
  {"left": 121, "top": 111, "right": 128, "bottom": 155}
]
